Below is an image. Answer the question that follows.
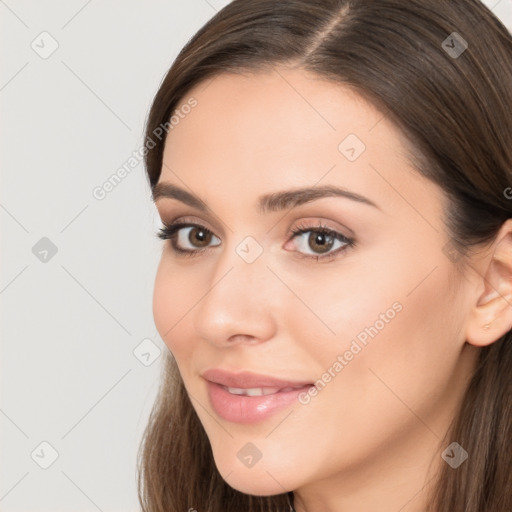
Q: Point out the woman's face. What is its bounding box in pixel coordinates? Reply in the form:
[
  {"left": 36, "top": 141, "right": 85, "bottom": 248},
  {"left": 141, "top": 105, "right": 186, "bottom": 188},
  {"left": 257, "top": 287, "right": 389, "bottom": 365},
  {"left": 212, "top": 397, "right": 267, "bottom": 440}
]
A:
[{"left": 152, "top": 68, "right": 480, "bottom": 506}]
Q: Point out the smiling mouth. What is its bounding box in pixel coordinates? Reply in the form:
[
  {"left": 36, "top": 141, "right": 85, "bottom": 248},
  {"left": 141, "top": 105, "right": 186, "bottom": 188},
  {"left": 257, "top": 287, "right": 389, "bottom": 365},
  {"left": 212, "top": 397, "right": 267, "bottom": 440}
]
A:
[{"left": 206, "top": 380, "right": 315, "bottom": 424}]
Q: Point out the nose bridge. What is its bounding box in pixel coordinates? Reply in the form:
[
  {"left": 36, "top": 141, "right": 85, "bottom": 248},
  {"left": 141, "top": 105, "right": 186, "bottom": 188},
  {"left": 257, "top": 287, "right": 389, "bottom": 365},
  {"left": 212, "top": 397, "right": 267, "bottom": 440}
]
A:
[
  {"left": 213, "top": 232, "right": 271, "bottom": 297},
  {"left": 214, "top": 235, "right": 271, "bottom": 307},
  {"left": 193, "top": 234, "right": 278, "bottom": 343}
]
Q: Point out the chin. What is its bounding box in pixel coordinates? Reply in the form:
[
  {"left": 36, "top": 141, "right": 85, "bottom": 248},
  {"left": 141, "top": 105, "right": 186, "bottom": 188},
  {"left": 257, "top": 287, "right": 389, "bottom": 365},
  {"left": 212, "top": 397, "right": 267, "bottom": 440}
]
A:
[{"left": 212, "top": 451, "right": 294, "bottom": 496}]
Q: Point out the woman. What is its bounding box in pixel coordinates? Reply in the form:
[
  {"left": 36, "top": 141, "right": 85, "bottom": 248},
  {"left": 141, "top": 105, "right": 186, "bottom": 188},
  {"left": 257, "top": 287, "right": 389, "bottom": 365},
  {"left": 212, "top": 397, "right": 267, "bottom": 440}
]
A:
[{"left": 137, "top": 1, "right": 512, "bottom": 510}]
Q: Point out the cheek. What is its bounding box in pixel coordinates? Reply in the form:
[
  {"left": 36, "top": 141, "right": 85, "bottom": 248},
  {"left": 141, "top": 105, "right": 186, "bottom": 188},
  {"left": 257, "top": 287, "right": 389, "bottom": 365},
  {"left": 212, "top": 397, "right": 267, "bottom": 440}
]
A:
[
  {"left": 152, "top": 257, "right": 197, "bottom": 358},
  {"left": 310, "top": 238, "right": 459, "bottom": 361},
  {"left": 278, "top": 257, "right": 402, "bottom": 365},
  {"left": 307, "top": 255, "right": 463, "bottom": 431},
  {"left": 293, "top": 245, "right": 461, "bottom": 409}
]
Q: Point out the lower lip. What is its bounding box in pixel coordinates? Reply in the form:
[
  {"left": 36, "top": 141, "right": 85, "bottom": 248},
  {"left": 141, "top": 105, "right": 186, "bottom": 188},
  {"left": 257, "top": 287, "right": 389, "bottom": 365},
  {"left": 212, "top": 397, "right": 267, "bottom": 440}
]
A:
[{"left": 206, "top": 381, "right": 313, "bottom": 424}]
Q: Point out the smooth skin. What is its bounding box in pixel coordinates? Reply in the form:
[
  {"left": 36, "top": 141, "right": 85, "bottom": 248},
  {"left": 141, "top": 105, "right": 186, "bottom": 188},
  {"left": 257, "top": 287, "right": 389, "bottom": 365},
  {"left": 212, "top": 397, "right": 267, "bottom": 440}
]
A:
[{"left": 152, "top": 67, "right": 512, "bottom": 512}]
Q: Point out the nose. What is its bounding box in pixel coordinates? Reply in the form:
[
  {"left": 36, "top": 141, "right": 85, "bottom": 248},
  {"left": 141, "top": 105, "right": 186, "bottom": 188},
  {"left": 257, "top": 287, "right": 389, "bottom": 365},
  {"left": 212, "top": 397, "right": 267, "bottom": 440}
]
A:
[{"left": 193, "top": 243, "right": 278, "bottom": 348}]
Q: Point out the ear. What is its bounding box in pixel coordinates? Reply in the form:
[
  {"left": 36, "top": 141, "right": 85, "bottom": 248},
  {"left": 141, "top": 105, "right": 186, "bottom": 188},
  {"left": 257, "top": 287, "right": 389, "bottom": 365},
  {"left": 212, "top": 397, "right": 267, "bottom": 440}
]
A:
[{"left": 466, "top": 218, "right": 512, "bottom": 347}]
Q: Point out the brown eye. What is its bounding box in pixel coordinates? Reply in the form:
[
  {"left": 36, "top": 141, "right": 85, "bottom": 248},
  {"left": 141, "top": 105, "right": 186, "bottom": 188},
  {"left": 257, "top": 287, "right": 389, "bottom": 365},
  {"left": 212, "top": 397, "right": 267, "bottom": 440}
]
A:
[
  {"left": 287, "top": 225, "right": 355, "bottom": 261},
  {"left": 307, "top": 231, "right": 334, "bottom": 254},
  {"left": 157, "top": 223, "right": 221, "bottom": 255},
  {"left": 188, "top": 226, "right": 212, "bottom": 247}
]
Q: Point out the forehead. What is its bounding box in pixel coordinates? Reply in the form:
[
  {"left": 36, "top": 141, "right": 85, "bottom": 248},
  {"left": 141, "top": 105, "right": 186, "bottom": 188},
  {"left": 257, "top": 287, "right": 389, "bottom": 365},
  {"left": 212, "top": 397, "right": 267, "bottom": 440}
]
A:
[
  {"left": 165, "top": 67, "right": 398, "bottom": 156},
  {"left": 159, "top": 67, "right": 438, "bottom": 220}
]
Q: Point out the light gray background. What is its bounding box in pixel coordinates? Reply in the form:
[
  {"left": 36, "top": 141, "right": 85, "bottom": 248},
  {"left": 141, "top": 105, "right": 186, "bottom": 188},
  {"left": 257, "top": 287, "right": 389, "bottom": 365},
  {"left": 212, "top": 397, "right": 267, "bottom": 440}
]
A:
[{"left": 1, "top": 1, "right": 511, "bottom": 511}]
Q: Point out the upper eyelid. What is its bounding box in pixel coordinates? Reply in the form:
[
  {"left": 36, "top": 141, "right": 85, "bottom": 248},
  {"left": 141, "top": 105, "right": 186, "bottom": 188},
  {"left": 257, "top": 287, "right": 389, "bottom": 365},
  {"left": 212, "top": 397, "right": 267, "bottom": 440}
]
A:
[
  {"left": 159, "top": 212, "right": 354, "bottom": 237},
  {"left": 162, "top": 219, "right": 351, "bottom": 240},
  {"left": 161, "top": 215, "right": 220, "bottom": 235}
]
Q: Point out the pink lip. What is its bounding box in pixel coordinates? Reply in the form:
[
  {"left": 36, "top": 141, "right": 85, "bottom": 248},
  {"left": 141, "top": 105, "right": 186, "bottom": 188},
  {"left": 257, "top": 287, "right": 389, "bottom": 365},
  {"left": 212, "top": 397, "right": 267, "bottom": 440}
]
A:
[
  {"left": 205, "top": 381, "right": 312, "bottom": 424},
  {"left": 202, "top": 368, "right": 314, "bottom": 424},
  {"left": 201, "top": 368, "right": 312, "bottom": 389}
]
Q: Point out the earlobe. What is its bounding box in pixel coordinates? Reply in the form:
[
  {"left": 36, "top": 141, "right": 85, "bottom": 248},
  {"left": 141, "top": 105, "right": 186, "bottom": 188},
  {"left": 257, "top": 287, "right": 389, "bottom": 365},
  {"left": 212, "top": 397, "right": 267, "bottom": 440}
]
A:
[
  {"left": 465, "top": 219, "right": 512, "bottom": 347},
  {"left": 466, "top": 302, "right": 512, "bottom": 347}
]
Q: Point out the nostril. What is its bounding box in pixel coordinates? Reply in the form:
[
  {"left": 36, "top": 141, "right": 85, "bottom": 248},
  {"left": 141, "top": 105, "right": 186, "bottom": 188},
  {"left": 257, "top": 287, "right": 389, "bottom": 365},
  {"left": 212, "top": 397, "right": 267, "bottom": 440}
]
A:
[{"left": 227, "top": 334, "right": 258, "bottom": 344}]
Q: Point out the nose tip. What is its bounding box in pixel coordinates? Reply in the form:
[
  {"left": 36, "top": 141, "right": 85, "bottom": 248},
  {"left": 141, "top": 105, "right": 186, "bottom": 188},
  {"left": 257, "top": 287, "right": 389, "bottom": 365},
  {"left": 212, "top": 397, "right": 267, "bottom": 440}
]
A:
[{"left": 192, "top": 257, "right": 278, "bottom": 348}]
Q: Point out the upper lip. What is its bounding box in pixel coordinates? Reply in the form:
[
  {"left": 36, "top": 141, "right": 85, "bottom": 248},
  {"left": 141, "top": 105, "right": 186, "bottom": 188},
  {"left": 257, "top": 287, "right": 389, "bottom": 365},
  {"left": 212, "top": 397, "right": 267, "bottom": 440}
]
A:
[{"left": 201, "top": 368, "right": 313, "bottom": 389}]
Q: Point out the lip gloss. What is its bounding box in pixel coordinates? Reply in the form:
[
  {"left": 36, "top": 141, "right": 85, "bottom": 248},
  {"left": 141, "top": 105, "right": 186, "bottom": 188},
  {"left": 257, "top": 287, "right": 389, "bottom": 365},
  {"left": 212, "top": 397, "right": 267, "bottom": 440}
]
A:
[{"left": 206, "top": 381, "right": 312, "bottom": 424}]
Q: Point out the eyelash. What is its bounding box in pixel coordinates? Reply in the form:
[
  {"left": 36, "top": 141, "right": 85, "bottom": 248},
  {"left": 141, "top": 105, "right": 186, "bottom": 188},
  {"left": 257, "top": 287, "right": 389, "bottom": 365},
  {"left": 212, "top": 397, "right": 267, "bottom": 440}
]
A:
[{"left": 156, "top": 221, "right": 355, "bottom": 262}]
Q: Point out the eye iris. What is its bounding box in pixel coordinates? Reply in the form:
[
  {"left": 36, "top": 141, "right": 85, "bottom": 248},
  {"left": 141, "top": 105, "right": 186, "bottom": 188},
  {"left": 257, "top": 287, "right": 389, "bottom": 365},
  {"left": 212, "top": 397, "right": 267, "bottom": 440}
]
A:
[
  {"left": 190, "top": 227, "right": 211, "bottom": 247},
  {"left": 309, "top": 231, "right": 333, "bottom": 253}
]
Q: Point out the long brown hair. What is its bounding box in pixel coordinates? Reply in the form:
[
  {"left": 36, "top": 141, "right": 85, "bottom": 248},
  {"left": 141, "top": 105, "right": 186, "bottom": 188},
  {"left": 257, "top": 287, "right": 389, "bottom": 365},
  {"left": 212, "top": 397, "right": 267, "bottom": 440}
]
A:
[{"left": 137, "top": 1, "right": 512, "bottom": 510}]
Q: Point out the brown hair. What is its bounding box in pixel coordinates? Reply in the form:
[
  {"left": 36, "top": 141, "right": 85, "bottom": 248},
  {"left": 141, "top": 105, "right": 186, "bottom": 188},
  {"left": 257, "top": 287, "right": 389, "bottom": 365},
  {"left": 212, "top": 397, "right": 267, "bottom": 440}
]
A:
[{"left": 137, "top": 1, "right": 512, "bottom": 510}]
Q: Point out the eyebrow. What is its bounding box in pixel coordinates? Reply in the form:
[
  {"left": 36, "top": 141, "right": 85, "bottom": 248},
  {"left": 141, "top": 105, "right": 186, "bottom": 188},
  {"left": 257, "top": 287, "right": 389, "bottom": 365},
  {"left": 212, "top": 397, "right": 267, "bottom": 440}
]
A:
[{"left": 152, "top": 182, "right": 380, "bottom": 214}]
